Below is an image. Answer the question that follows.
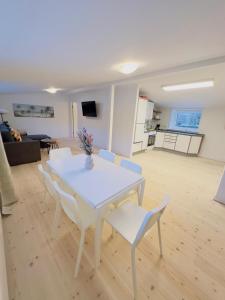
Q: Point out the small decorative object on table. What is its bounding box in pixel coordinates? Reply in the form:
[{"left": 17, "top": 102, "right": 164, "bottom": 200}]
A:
[{"left": 78, "top": 128, "right": 94, "bottom": 169}]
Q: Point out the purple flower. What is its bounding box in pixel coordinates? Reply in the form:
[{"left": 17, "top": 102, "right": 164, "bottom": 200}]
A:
[{"left": 77, "top": 128, "right": 93, "bottom": 155}]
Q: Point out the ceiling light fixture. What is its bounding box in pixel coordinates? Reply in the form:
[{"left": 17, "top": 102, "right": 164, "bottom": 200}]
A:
[
  {"left": 118, "top": 62, "right": 139, "bottom": 74},
  {"left": 43, "top": 87, "right": 63, "bottom": 94},
  {"left": 162, "top": 80, "right": 214, "bottom": 91}
]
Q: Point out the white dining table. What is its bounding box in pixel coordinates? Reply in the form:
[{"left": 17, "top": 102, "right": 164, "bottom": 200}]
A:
[{"left": 47, "top": 153, "right": 145, "bottom": 268}]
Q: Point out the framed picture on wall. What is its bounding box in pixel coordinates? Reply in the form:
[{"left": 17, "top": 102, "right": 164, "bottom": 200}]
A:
[{"left": 13, "top": 104, "right": 54, "bottom": 118}]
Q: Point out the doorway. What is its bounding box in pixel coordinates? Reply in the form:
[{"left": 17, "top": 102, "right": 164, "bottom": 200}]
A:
[{"left": 72, "top": 102, "right": 78, "bottom": 138}]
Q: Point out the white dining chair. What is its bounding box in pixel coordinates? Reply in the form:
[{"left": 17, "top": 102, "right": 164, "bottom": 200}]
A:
[
  {"left": 98, "top": 149, "right": 116, "bottom": 163},
  {"left": 52, "top": 181, "right": 97, "bottom": 277},
  {"left": 49, "top": 147, "right": 73, "bottom": 160},
  {"left": 37, "top": 164, "right": 62, "bottom": 237},
  {"left": 113, "top": 159, "right": 142, "bottom": 208},
  {"left": 105, "top": 196, "right": 170, "bottom": 300},
  {"left": 37, "top": 164, "right": 58, "bottom": 200},
  {"left": 120, "top": 159, "right": 142, "bottom": 174}
]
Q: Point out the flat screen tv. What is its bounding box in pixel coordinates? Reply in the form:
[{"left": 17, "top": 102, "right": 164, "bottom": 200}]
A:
[{"left": 81, "top": 101, "right": 97, "bottom": 117}]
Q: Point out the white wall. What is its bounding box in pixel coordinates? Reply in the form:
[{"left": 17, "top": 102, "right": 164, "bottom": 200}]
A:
[
  {"left": 159, "top": 107, "right": 171, "bottom": 128},
  {"left": 199, "top": 106, "right": 225, "bottom": 162},
  {"left": 111, "top": 84, "right": 139, "bottom": 157},
  {"left": 71, "top": 86, "right": 113, "bottom": 149},
  {"left": 0, "top": 93, "right": 71, "bottom": 138}
]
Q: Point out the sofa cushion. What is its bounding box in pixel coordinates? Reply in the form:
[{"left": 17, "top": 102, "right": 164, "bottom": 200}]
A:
[
  {"left": 0, "top": 122, "right": 10, "bottom": 132},
  {"left": 1, "top": 131, "right": 14, "bottom": 142},
  {"left": 11, "top": 128, "right": 22, "bottom": 142}
]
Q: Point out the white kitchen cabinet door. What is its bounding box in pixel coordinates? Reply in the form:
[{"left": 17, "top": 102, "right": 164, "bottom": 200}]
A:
[
  {"left": 175, "top": 135, "right": 191, "bottom": 153},
  {"left": 154, "top": 132, "right": 164, "bottom": 147},
  {"left": 134, "top": 123, "right": 145, "bottom": 143},
  {"left": 133, "top": 142, "right": 142, "bottom": 153},
  {"left": 163, "top": 141, "right": 176, "bottom": 150},
  {"left": 136, "top": 99, "right": 147, "bottom": 123},
  {"left": 146, "top": 102, "right": 154, "bottom": 120},
  {"left": 142, "top": 133, "right": 149, "bottom": 150},
  {"left": 188, "top": 136, "right": 202, "bottom": 154}
]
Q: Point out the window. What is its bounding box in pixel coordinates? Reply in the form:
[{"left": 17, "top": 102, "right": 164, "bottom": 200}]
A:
[{"left": 169, "top": 109, "right": 202, "bottom": 132}]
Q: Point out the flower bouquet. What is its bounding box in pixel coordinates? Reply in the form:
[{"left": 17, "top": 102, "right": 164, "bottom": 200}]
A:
[{"left": 77, "top": 128, "right": 94, "bottom": 169}]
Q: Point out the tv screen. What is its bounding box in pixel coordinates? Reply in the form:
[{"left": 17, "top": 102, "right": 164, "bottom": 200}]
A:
[{"left": 81, "top": 101, "right": 97, "bottom": 117}]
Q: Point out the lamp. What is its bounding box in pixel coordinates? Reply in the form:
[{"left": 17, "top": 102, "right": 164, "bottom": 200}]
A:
[{"left": 0, "top": 109, "right": 9, "bottom": 122}]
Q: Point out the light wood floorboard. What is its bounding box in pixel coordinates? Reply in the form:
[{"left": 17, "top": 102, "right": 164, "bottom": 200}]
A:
[{"left": 3, "top": 139, "right": 225, "bottom": 300}]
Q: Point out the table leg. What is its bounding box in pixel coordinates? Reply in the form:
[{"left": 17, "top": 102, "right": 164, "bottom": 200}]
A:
[
  {"left": 137, "top": 180, "right": 145, "bottom": 206},
  {"left": 95, "top": 209, "right": 104, "bottom": 269}
]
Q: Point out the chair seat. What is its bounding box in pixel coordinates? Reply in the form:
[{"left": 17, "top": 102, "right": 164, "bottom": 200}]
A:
[{"left": 105, "top": 202, "right": 149, "bottom": 244}]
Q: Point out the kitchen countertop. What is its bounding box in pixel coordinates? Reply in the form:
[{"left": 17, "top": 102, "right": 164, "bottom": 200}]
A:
[
  {"left": 144, "top": 130, "right": 156, "bottom": 133},
  {"left": 157, "top": 129, "right": 204, "bottom": 137}
]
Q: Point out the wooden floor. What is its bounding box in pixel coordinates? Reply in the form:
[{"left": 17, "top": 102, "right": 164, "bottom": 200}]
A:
[{"left": 3, "top": 139, "right": 225, "bottom": 300}]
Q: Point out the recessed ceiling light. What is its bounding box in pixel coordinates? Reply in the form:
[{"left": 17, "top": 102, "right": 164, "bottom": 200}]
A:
[
  {"left": 43, "top": 87, "right": 63, "bottom": 94},
  {"left": 162, "top": 80, "right": 214, "bottom": 91},
  {"left": 118, "top": 63, "right": 139, "bottom": 74}
]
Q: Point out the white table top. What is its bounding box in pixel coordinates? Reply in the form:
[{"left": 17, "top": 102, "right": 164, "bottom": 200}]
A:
[{"left": 47, "top": 154, "right": 144, "bottom": 208}]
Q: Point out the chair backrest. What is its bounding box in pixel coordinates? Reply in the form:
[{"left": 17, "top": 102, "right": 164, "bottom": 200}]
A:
[
  {"left": 134, "top": 195, "right": 170, "bottom": 246},
  {"left": 37, "top": 164, "right": 58, "bottom": 200},
  {"left": 52, "top": 181, "right": 81, "bottom": 226},
  {"left": 49, "top": 147, "right": 72, "bottom": 161},
  {"left": 120, "top": 159, "right": 142, "bottom": 174},
  {"left": 99, "top": 149, "right": 116, "bottom": 163}
]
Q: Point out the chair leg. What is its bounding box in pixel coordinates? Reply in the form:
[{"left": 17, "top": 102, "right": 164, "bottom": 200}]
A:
[
  {"left": 111, "top": 226, "right": 116, "bottom": 238},
  {"left": 52, "top": 201, "right": 62, "bottom": 239},
  {"left": 157, "top": 220, "right": 163, "bottom": 257},
  {"left": 131, "top": 247, "right": 137, "bottom": 300},
  {"left": 74, "top": 229, "right": 86, "bottom": 278}
]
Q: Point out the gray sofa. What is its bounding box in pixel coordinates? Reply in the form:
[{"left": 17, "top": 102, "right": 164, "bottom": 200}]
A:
[
  {"left": 3, "top": 137, "right": 41, "bottom": 166},
  {"left": 1, "top": 124, "right": 50, "bottom": 166}
]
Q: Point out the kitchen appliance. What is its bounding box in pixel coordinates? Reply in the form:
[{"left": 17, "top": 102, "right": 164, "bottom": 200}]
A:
[{"left": 147, "top": 131, "right": 156, "bottom": 147}]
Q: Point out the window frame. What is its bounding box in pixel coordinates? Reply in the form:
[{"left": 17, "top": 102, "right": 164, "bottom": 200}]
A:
[{"left": 169, "top": 108, "right": 202, "bottom": 132}]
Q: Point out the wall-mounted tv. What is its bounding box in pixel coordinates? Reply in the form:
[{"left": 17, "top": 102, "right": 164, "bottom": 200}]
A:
[{"left": 81, "top": 101, "right": 97, "bottom": 117}]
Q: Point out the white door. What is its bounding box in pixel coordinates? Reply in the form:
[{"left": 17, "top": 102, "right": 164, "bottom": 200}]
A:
[
  {"left": 72, "top": 102, "right": 78, "bottom": 138},
  {"left": 175, "top": 135, "right": 191, "bottom": 153},
  {"left": 154, "top": 132, "right": 164, "bottom": 147},
  {"left": 134, "top": 124, "right": 145, "bottom": 143},
  {"left": 136, "top": 99, "right": 147, "bottom": 123}
]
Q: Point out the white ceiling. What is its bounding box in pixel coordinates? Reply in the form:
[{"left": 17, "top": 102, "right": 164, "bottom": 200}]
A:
[
  {"left": 139, "top": 62, "right": 225, "bottom": 108},
  {"left": 0, "top": 0, "right": 225, "bottom": 102}
]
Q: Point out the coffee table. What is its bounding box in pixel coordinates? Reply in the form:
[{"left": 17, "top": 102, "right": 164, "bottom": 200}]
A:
[{"left": 41, "top": 138, "right": 59, "bottom": 153}]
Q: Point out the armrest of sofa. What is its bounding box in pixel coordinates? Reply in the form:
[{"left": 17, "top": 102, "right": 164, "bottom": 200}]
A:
[{"left": 4, "top": 140, "right": 41, "bottom": 166}]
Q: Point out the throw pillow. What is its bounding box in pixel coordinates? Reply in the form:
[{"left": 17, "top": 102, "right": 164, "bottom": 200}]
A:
[
  {"left": 11, "top": 128, "right": 22, "bottom": 142},
  {"left": 1, "top": 131, "right": 14, "bottom": 142}
]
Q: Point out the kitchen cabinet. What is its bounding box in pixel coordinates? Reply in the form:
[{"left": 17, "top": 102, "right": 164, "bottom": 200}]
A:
[
  {"left": 188, "top": 136, "right": 202, "bottom": 154},
  {"left": 154, "top": 132, "right": 165, "bottom": 147},
  {"left": 175, "top": 135, "right": 191, "bottom": 153},
  {"left": 163, "top": 141, "right": 176, "bottom": 150},
  {"left": 133, "top": 142, "right": 142, "bottom": 153},
  {"left": 142, "top": 133, "right": 149, "bottom": 149},
  {"left": 146, "top": 102, "right": 154, "bottom": 120},
  {"left": 154, "top": 130, "right": 203, "bottom": 155},
  {"left": 133, "top": 98, "right": 154, "bottom": 153},
  {"left": 136, "top": 99, "right": 147, "bottom": 123},
  {"left": 134, "top": 124, "right": 145, "bottom": 143}
]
